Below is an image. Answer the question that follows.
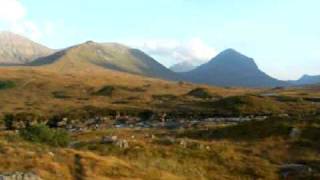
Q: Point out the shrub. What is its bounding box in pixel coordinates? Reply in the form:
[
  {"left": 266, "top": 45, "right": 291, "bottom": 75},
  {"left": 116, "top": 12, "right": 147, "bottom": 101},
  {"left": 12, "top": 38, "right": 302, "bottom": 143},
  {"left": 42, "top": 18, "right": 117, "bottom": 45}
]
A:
[
  {"left": 275, "top": 96, "right": 304, "bottom": 103},
  {"left": 179, "top": 118, "right": 292, "bottom": 141},
  {"left": 152, "top": 94, "right": 178, "bottom": 101},
  {"left": 3, "top": 114, "right": 14, "bottom": 130},
  {"left": 3, "top": 113, "right": 45, "bottom": 130},
  {"left": 0, "top": 80, "right": 15, "bottom": 90},
  {"left": 214, "top": 95, "right": 283, "bottom": 115},
  {"left": 118, "top": 86, "right": 146, "bottom": 92},
  {"left": 19, "top": 124, "right": 70, "bottom": 147},
  {"left": 94, "top": 86, "right": 115, "bottom": 96},
  {"left": 139, "top": 110, "right": 154, "bottom": 121},
  {"left": 52, "top": 91, "right": 71, "bottom": 99},
  {"left": 153, "top": 137, "right": 176, "bottom": 146},
  {"left": 187, "top": 88, "right": 215, "bottom": 99}
]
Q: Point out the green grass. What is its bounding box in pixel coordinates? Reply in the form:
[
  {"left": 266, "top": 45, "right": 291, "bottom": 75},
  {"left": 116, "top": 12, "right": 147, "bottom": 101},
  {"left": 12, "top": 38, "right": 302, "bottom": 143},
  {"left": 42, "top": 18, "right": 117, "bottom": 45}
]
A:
[
  {"left": 178, "top": 118, "right": 292, "bottom": 141},
  {"left": 213, "top": 95, "right": 284, "bottom": 115},
  {"left": 94, "top": 85, "right": 115, "bottom": 96},
  {"left": 187, "top": 87, "right": 216, "bottom": 99},
  {"left": 0, "top": 80, "right": 15, "bottom": 90},
  {"left": 19, "top": 124, "right": 70, "bottom": 147},
  {"left": 52, "top": 91, "right": 71, "bottom": 99}
]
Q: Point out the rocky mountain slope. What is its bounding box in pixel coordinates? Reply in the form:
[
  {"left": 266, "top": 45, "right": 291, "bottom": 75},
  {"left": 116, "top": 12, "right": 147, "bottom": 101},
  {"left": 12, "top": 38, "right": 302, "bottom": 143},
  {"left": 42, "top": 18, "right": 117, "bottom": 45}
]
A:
[
  {"left": 0, "top": 31, "right": 54, "bottom": 65},
  {"left": 182, "top": 49, "right": 288, "bottom": 87}
]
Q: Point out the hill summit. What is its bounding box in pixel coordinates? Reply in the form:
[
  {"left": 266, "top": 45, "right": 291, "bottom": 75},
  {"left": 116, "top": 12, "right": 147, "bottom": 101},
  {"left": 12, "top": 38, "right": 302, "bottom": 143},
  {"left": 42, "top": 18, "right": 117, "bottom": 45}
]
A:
[
  {"left": 0, "top": 31, "right": 54, "bottom": 65},
  {"left": 293, "top": 74, "right": 320, "bottom": 85},
  {"left": 182, "top": 49, "right": 288, "bottom": 87},
  {"left": 31, "top": 41, "right": 180, "bottom": 80}
]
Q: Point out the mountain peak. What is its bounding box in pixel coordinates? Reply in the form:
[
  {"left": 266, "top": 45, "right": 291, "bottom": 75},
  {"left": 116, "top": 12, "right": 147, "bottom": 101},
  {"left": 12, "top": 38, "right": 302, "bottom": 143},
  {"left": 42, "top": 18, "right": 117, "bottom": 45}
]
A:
[
  {"left": 221, "top": 48, "right": 240, "bottom": 54},
  {"left": 0, "top": 31, "right": 17, "bottom": 35},
  {"left": 0, "top": 31, "right": 28, "bottom": 41},
  {"left": 183, "top": 49, "right": 287, "bottom": 87},
  {"left": 294, "top": 74, "right": 320, "bottom": 85},
  {"left": 85, "top": 40, "right": 96, "bottom": 44},
  {"left": 0, "top": 31, "right": 54, "bottom": 65},
  {"left": 301, "top": 74, "right": 311, "bottom": 78},
  {"left": 214, "top": 48, "right": 249, "bottom": 61},
  {"left": 31, "top": 41, "right": 180, "bottom": 80},
  {"left": 206, "top": 48, "right": 257, "bottom": 70},
  {"left": 170, "top": 61, "right": 196, "bottom": 73}
]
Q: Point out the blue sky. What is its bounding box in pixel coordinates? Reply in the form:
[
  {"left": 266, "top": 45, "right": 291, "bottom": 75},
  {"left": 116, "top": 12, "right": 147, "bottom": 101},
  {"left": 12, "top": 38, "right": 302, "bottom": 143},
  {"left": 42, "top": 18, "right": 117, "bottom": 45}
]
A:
[{"left": 0, "top": 0, "right": 319, "bottom": 80}]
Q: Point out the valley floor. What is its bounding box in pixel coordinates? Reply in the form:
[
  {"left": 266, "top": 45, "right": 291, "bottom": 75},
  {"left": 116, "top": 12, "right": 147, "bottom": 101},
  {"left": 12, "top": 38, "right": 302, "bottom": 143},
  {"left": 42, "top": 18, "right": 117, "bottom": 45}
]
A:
[
  {"left": 0, "top": 68, "right": 319, "bottom": 179},
  {"left": 0, "top": 116, "right": 319, "bottom": 180}
]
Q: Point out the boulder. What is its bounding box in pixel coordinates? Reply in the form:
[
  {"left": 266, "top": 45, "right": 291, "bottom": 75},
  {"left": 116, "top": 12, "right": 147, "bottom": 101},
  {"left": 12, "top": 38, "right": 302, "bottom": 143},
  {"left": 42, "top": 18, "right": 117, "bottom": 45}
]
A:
[
  {"left": 180, "top": 139, "right": 188, "bottom": 148},
  {"left": 101, "top": 136, "right": 118, "bottom": 144},
  {"left": 115, "top": 139, "right": 129, "bottom": 149},
  {"left": 290, "top": 128, "right": 301, "bottom": 139}
]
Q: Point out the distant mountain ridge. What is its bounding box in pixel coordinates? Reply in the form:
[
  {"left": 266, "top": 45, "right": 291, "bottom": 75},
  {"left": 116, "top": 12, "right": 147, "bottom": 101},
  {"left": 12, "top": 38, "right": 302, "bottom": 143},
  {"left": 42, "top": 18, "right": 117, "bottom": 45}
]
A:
[
  {"left": 170, "top": 61, "right": 196, "bottom": 72},
  {"left": 1, "top": 31, "right": 318, "bottom": 88},
  {"left": 291, "top": 74, "right": 320, "bottom": 85},
  {"left": 31, "top": 41, "right": 180, "bottom": 80},
  {"left": 0, "top": 31, "right": 54, "bottom": 65},
  {"left": 182, "top": 49, "right": 289, "bottom": 87}
]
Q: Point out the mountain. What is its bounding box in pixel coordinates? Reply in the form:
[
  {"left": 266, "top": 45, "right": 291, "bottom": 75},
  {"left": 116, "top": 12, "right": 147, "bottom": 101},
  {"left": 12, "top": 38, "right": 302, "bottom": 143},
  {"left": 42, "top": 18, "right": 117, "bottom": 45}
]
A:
[
  {"left": 292, "top": 75, "right": 320, "bottom": 85},
  {"left": 182, "top": 49, "right": 288, "bottom": 87},
  {"left": 31, "top": 41, "right": 180, "bottom": 80},
  {"left": 170, "top": 61, "right": 196, "bottom": 72},
  {"left": 0, "top": 31, "right": 54, "bottom": 65}
]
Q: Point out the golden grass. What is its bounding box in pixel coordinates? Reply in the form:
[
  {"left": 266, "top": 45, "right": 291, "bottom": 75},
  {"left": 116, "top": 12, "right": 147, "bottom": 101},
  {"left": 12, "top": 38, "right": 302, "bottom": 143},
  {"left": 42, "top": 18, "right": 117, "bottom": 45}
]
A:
[
  {"left": 0, "top": 117, "right": 319, "bottom": 180},
  {"left": 0, "top": 66, "right": 259, "bottom": 117}
]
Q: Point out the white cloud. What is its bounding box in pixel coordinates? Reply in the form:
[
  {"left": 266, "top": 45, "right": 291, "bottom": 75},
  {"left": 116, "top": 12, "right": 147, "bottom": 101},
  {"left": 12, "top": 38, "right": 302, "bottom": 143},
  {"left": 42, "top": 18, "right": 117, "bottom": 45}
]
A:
[
  {"left": 0, "top": 0, "right": 54, "bottom": 42},
  {"left": 11, "top": 20, "right": 42, "bottom": 40},
  {"left": 128, "top": 38, "right": 217, "bottom": 65},
  {"left": 0, "top": 0, "right": 26, "bottom": 22}
]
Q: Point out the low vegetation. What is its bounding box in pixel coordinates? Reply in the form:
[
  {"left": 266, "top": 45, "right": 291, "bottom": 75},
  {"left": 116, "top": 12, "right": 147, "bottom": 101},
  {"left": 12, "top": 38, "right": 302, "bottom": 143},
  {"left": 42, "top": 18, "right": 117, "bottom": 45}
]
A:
[
  {"left": 0, "top": 80, "right": 15, "bottom": 90},
  {"left": 178, "top": 117, "right": 293, "bottom": 141},
  {"left": 52, "top": 91, "right": 71, "bottom": 99},
  {"left": 187, "top": 87, "right": 216, "bottom": 99},
  {"left": 213, "top": 95, "right": 284, "bottom": 115},
  {"left": 19, "top": 124, "right": 70, "bottom": 147},
  {"left": 0, "top": 68, "right": 319, "bottom": 179},
  {"left": 94, "top": 85, "right": 115, "bottom": 96},
  {"left": 0, "top": 116, "right": 318, "bottom": 179}
]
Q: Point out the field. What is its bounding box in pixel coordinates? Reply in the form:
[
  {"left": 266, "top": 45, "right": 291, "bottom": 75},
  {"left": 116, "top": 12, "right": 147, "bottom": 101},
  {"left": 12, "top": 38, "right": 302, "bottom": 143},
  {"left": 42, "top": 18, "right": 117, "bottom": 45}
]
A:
[
  {"left": 0, "top": 117, "right": 319, "bottom": 179},
  {"left": 0, "top": 66, "right": 319, "bottom": 179}
]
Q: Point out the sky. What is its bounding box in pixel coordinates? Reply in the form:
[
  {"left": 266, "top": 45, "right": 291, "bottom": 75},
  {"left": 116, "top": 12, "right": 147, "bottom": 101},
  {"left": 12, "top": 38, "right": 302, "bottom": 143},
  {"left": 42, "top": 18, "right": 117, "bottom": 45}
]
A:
[{"left": 0, "top": 0, "right": 319, "bottom": 80}]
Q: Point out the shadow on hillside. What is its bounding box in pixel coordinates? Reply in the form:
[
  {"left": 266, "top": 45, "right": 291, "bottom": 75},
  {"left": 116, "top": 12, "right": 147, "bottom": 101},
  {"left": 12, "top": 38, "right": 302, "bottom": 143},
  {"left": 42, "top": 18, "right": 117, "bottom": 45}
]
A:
[
  {"left": 177, "top": 119, "right": 292, "bottom": 141},
  {"left": 74, "top": 154, "right": 85, "bottom": 180}
]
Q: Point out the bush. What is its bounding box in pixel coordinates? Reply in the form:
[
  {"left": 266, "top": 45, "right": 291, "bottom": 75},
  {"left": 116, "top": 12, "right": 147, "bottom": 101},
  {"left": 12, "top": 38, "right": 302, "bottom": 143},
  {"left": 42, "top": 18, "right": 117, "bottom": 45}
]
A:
[
  {"left": 179, "top": 118, "right": 292, "bottom": 141},
  {"left": 152, "top": 94, "right": 178, "bottom": 101},
  {"left": 3, "top": 113, "right": 45, "bottom": 130},
  {"left": 214, "top": 95, "right": 283, "bottom": 115},
  {"left": 275, "top": 96, "right": 304, "bottom": 103},
  {"left": 94, "top": 86, "right": 115, "bottom": 96},
  {"left": 0, "top": 80, "right": 15, "bottom": 90},
  {"left": 3, "top": 114, "right": 14, "bottom": 130},
  {"left": 52, "top": 91, "right": 71, "bottom": 99},
  {"left": 19, "top": 124, "right": 70, "bottom": 147},
  {"left": 187, "top": 88, "right": 215, "bottom": 99}
]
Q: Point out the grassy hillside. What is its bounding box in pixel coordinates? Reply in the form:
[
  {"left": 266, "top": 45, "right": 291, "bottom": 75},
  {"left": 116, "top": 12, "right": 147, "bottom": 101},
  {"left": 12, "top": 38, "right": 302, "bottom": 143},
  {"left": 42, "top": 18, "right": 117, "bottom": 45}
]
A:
[
  {"left": 0, "top": 66, "right": 261, "bottom": 117},
  {"left": 31, "top": 41, "right": 180, "bottom": 80}
]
